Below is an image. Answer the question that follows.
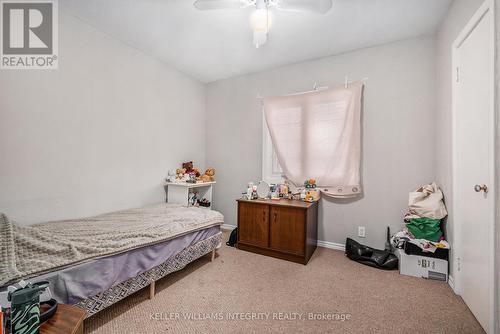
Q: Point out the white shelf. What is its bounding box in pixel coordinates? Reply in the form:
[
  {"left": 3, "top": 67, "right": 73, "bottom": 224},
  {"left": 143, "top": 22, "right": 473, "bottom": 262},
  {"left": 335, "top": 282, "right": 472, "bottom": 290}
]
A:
[
  {"left": 164, "top": 181, "right": 216, "bottom": 188},
  {"left": 164, "top": 181, "right": 215, "bottom": 208}
]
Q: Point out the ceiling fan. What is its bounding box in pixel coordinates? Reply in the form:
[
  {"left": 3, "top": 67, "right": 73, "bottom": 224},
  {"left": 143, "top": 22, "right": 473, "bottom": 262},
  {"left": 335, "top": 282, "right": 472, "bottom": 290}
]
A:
[{"left": 193, "top": 0, "right": 333, "bottom": 48}]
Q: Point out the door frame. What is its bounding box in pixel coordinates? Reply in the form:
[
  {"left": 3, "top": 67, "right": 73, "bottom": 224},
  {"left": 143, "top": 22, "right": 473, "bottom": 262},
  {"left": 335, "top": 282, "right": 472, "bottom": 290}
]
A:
[{"left": 451, "top": 0, "right": 496, "bottom": 332}]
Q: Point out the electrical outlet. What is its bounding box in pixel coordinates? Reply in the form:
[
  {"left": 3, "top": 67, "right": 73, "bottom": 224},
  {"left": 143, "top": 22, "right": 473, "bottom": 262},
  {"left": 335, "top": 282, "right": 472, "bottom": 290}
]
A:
[{"left": 358, "top": 226, "right": 366, "bottom": 238}]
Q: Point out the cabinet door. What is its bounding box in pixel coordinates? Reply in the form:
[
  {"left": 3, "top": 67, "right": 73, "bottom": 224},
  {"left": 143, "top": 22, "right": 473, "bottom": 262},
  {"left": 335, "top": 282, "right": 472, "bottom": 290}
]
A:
[
  {"left": 270, "top": 206, "right": 305, "bottom": 255},
  {"left": 238, "top": 202, "right": 269, "bottom": 248}
]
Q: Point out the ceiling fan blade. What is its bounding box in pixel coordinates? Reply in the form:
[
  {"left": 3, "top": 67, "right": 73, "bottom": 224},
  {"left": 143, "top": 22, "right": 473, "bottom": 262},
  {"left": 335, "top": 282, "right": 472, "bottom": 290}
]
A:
[
  {"left": 193, "top": 0, "right": 251, "bottom": 10},
  {"left": 276, "top": 0, "right": 332, "bottom": 14}
]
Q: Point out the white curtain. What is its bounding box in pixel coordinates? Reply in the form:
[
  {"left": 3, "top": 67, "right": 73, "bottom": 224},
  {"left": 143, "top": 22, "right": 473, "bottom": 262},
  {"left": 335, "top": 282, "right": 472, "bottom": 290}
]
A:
[{"left": 264, "top": 82, "right": 363, "bottom": 198}]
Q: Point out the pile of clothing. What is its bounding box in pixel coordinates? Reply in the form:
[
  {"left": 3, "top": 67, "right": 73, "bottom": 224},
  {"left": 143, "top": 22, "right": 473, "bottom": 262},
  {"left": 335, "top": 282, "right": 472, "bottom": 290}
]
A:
[{"left": 392, "top": 183, "right": 450, "bottom": 255}]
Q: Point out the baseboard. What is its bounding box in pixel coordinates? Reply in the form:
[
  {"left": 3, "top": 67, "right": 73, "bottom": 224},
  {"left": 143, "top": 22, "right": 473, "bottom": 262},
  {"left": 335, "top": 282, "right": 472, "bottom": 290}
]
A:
[
  {"left": 448, "top": 275, "right": 455, "bottom": 292},
  {"left": 316, "top": 240, "right": 345, "bottom": 251},
  {"left": 221, "top": 224, "right": 236, "bottom": 231}
]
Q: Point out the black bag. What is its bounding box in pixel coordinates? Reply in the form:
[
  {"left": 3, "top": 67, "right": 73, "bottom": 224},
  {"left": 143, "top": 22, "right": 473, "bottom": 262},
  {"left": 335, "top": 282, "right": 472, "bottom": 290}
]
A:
[
  {"left": 226, "top": 228, "right": 238, "bottom": 247},
  {"left": 345, "top": 238, "right": 398, "bottom": 270}
]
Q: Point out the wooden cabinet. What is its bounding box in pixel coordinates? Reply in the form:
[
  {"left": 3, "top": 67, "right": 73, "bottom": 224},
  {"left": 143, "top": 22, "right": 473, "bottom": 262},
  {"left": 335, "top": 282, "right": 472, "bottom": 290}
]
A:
[
  {"left": 270, "top": 206, "right": 305, "bottom": 255},
  {"left": 40, "top": 304, "right": 86, "bottom": 334},
  {"left": 237, "top": 199, "right": 318, "bottom": 264},
  {"left": 238, "top": 202, "right": 269, "bottom": 248}
]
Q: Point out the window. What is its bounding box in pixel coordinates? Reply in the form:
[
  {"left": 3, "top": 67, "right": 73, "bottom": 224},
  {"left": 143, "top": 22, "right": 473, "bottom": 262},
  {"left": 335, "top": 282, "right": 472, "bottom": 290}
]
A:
[
  {"left": 262, "top": 112, "right": 283, "bottom": 184},
  {"left": 262, "top": 82, "right": 363, "bottom": 197}
]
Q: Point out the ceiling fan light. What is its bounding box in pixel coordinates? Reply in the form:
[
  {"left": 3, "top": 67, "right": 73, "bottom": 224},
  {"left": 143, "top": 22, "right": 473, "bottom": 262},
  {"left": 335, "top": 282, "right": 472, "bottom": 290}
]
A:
[
  {"left": 250, "top": 8, "right": 272, "bottom": 32},
  {"left": 250, "top": 7, "right": 272, "bottom": 48}
]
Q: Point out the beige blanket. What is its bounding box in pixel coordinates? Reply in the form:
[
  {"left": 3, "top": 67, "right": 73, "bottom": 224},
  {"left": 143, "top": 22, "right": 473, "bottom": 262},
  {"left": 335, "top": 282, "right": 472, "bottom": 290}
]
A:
[{"left": 0, "top": 204, "right": 223, "bottom": 286}]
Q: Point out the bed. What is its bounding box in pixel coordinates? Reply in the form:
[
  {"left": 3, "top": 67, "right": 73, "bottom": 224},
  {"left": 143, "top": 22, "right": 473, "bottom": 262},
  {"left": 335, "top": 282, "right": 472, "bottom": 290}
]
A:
[{"left": 0, "top": 204, "right": 223, "bottom": 317}]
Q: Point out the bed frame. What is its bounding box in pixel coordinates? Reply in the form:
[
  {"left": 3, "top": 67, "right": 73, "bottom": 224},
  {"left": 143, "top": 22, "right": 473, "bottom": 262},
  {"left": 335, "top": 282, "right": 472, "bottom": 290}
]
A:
[{"left": 75, "top": 232, "right": 222, "bottom": 318}]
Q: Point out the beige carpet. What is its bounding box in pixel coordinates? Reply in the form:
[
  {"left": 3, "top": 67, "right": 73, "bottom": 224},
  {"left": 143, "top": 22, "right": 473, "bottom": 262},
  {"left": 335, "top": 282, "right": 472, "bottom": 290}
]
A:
[{"left": 85, "top": 232, "right": 484, "bottom": 334}]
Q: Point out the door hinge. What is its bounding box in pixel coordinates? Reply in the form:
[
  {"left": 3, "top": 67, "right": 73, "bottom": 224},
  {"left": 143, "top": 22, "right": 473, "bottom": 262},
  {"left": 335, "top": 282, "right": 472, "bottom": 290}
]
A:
[
  {"left": 456, "top": 67, "right": 460, "bottom": 83},
  {"left": 457, "top": 257, "right": 461, "bottom": 271}
]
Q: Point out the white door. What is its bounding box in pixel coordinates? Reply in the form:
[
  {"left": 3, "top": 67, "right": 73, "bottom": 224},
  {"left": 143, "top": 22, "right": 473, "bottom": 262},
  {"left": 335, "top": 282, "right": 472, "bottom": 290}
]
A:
[{"left": 453, "top": 2, "right": 495, "bottom": 333}]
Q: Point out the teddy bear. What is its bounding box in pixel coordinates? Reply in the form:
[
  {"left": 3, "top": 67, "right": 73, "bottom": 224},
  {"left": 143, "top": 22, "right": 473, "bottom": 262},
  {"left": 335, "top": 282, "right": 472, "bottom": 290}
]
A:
[
  {"left": 182, "top": 161, "right": 201, "bottom": 177},
  {"left": 182, "top": 161, "right": 194, "bottom": 173},
  {"left": 199, "top": 168, "right": 216, "bottom": 182},
  {"left": 192, "top": 167, "right": 201, "bottom": 177}
]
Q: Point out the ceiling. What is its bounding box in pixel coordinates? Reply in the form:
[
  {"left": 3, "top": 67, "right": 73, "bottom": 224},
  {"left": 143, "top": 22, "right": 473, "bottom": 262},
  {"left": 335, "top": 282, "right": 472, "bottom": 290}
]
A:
[{"left": 61, "top": 0, "right": 452, "bottom": 83}]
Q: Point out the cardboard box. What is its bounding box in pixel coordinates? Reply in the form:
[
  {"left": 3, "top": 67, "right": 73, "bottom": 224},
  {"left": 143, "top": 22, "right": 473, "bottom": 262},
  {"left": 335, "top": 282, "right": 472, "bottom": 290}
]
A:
[{"left": 395, "top": 249, "right": 448, "bottom": 281}]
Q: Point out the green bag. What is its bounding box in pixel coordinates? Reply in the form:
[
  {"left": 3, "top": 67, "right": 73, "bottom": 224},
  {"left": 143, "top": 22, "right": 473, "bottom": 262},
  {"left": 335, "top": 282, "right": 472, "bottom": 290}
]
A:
[{"left": 406, "top": 218, "right": 443, "bottom": 242}]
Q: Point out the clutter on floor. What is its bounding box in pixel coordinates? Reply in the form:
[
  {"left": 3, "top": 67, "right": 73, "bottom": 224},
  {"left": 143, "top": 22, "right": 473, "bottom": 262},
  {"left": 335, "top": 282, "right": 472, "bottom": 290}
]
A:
[
  {"left": 345, "top": 238, "right": 398, "bottom": 270},
  {"left": 344, "top": 182, "right": 450, "bottom": 280},
  {"left": 395, "top": 249, "right": 448, "bottom": 281},
  {"left": 392, "top": 182, "right": 450, "bottom": 281},
  {"left": 226, "top": 228, "right": 238, "bottom": 247}
]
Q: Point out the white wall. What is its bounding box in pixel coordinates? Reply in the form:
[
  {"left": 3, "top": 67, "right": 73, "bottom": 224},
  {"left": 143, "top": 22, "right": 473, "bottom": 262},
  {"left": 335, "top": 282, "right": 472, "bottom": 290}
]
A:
[
  {"left": 434, "top": 0, "right": 484, "bottom": 278},
  {"left": 0, "top": 13, "right": 206, "bottom": 225},
  {"left": 206, "top": 36, "right": 437, "bottom": 248}
]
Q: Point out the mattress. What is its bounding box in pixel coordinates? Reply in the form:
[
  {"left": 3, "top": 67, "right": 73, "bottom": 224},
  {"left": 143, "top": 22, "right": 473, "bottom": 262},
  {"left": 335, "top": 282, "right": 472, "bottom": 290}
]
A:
[
  {"left": 12, "top": 226, "right": 220, "bottom": 304},
  {"left": 1, "top": 203, "right": 224, "bottom": 285}
]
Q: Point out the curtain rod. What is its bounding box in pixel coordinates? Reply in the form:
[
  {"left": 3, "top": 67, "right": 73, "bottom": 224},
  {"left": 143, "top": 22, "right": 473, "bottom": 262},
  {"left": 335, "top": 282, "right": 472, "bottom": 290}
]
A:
[{"left": 256, "top": 76, "right": 368, "bottom": 100}]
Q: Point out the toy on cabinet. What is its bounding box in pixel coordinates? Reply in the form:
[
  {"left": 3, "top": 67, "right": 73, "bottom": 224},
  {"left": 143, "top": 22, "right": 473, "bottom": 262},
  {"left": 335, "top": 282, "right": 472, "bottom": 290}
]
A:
[
  {"left": 188, "top": 191, "right": 198, "bottom": 206},
  {"left": 270, "top": 184, "right": 280, "bottom": 200},
  {"left": 176, "top": 168, "right": 188, "bottom": 182},
  {"left": 251, "top": 185, "right": 258, "bottom": 199},
  {"left": 166, "top": 170, "right": 176, "bottom": 182},
  {"left": 304, "top": 179, "right": 317, "bottom": 189},
  {"left": 182, "top": 161, "right": 195, "bottom": 175},
  {"left": 197, "top": 198, "right": 211, "bottom": 207},
  {"left": 199, "top": 168, "right": 216, "bottom": 183},
  {"left": 173, "top": 161, "right": 212, "bottom": 183},
  {"left": 280, "top": 181, "right": 289, "bottom": 198},
  {"left": 303, "top": 178, "right": 320, "bottom": 202},
  {"left": 242, "top": 182, "right": 254, "bottom": 200}
]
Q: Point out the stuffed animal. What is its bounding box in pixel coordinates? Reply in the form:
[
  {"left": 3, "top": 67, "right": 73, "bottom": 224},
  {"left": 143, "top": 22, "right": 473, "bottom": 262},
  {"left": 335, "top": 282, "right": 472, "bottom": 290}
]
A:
[
  {"left": 166, "top": 170, "right": 176, "bottom": 182},
  {"left": 176, "top": 168, "right": 187, "bottom": 181},
  {"left": 182, "top": 161, "right": 194, "bottom": 174},
  {"left": 206, "top": 168, "right": 216, "bottom": 181},
  {"left": 200, "top": 167, "right": 216, "bottom": 182},
  {"left": 192, "top": 167, "right": 201, "bottom": 177},
  {"left": 181, "top": 161, "right": 202, "bottom": 177}
]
